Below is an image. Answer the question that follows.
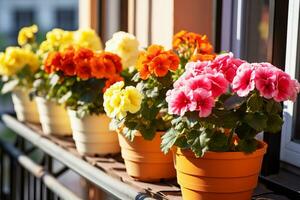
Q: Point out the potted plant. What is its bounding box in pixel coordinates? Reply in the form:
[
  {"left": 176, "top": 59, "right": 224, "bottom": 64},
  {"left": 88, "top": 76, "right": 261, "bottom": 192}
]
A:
[
  {"left": 32, "top": 28, "right": 102, "bottom": 136},
  {"left": 44, "top": 46, "right": 124, "bottom": 155},
  {"left": 0, "top": 25, "right": 40, "bottom": 123},
  {"left": 103, "top": 44, "right": 179, "bottom": 182},
  {"left": 161, "top": 54, "right": 300, "bottom": 200}
]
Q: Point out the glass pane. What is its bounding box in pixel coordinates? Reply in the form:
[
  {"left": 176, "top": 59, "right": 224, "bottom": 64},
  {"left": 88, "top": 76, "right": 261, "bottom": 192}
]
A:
[
  {"left": 292, "top": 19, "right": 300, "bottom": 142},
  {"left": 0, "top": 0, "right": 78, "bottom": 49},
  {"left": 243, "top": 0, "right": 270, "bottom": 62}
]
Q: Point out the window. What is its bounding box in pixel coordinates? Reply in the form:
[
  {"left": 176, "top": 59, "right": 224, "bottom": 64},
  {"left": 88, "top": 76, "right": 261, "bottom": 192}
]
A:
[
  {"left": 281, "top": 0, "right": 300, "bottom": 168},
  {"left": 56, "top": 9, "right": 77, "bottom": 30},
  {"left": 13, "top": 10, "right": 34, "bottom": 33}
]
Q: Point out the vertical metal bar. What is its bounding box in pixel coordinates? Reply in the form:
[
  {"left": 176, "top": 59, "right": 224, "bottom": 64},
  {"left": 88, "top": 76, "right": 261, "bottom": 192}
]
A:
[
  {"left": 40, "top": 180, "right": 44, "bottom": 200},
  {"left": 33, "top": 176, "right": 37, "bottom": 200},
  {"left": 9, "top": 157, "right": 15, "bottom": 200},
  {"left": 0, "top": 149, "right": 3, "bottom": 200},
  {"left": 45, "top": 155, "right": 53, "bottom": 200},
  {"left": 213, "top": 0, "right": 223, "bottom": 53}
]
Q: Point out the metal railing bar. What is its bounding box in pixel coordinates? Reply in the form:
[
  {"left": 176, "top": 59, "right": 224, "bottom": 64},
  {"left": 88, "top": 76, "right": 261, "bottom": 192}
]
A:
[
  {"left": 0, "top": 149, "right": 3, "bottom": 200},
  {"left": 53, "top": 166, "right": 69, "bottom": 177},
  {"left": 0, "top": 138, "right": 82, "bottom": 200},
  {"left": 1, "top": 114, "right": 155, "bottom": 200}
]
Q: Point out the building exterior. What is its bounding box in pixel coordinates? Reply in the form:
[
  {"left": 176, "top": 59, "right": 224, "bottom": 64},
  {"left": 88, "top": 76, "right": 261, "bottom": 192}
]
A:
[{"left": 0, "top": 0, "right": 78, "bottom": 49}]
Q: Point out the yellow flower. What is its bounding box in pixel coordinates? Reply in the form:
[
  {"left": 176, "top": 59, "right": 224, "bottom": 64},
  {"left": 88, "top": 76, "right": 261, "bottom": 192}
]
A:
[
  {"left": 121, "top": 86, "right": 143, "bottom": 113},
  {"left": 103, "top": 81, "right": 143, "bottom": 120},
  {"left": 74, "top": 29, "right": 103, "bottom": 51},
  {"left": 0, "top": 47, "right": 39, "bottom": 76},
  {"left": 38, "top": 29, "right": 74, "bottom": 55},
  {"left": 18, "top": 24, "right": 38, "bottom": 46},
  {"left": 105, "top": 31, "right": 139, "bottom": 69}
]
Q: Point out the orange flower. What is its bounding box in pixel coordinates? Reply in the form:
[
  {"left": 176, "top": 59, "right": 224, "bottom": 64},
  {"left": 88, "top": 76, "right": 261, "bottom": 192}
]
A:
[
  {"left": 173, "top": 30, "right": 215, "bottom": 60},
  {"left": 90, "top": 54, "right": 105, "bottom": 79},
  {"left": 43, "top": 47, "right": 123, "bottom": 80},
  {"left": 101, "top": 52, "right": 122, "bottom": 76},
  {"left": 190, "top": 53, "right": 216, "bottom": 62},
  {"left": 102, "top": 74, "right": 124, "bottom": 93},
  {"left": 59, "top": 48, "right": 76, "bottom": 76},
  {"left": 76, "top": 59, "right": 92, "bottom": 79},
  {"left": 136, "top": 45, "right": 179, "bottom": 80},
  {"left": 44, "top": 52, "right": 61, "bottom": 74}
]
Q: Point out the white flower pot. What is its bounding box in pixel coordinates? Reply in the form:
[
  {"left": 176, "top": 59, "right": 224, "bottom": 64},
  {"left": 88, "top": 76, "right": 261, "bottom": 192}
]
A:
[
  {"left": 11, "top": 88, "right": 40, "bottom": 123},
  {"left": 68, "top": 110, "right": 120, "bottom": 156},
  {"left": 35, "top": 97, "right": 72, "bottom": 136}
]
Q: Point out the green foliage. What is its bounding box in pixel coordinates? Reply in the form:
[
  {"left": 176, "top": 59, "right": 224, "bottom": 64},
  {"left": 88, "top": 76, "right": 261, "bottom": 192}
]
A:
[
  {"left": 1, "top": 65, "right": 36, "bottom": 94},
  {"left": 121, "top": 71, "right": 175, "bottom": 141},
  {"left": 32, "top": 70, "right": 107, "bottom": 118}
]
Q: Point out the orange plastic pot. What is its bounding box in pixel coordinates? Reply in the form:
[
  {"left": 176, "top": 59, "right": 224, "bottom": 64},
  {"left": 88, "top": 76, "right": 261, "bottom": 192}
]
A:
[
  {"left": 118, "top": 132, "right": 176, "bottom": 182},
  {"left": 174, "top": 141, "right": 267, "bottom": 200}
]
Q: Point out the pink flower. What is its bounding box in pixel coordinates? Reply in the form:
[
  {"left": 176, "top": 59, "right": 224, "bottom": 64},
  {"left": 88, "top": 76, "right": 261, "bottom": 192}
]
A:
[
  {"left": 274, "top": 70, "right": 293, "bottom": 102},
  {"left": 191, "top": 89, "right": 215, "bottom": 117},
  {"left": 207, "top": 72, "right": 229, "bottom": 97},
  {"left": 166, "top": 89, "right": 195, "bottom": 116},
  {"left": 255, "top": 66, "right": 277, "bottom": 99},
  {"left": 232, "top": 63, "right": 255, "bottom": 97},
  {"left": 289, "top": 79, "right": 300, "bottom": 102},
  {"left": 187, "top": 75, "right": 211, "bottom": 91},
  {"left": 173, "top": 71, "right": 194, "bottom": 89},
  {"left": 185, "top": 60, "right": 211, "bottom": 76},
  {"left": 211, "top": 52, "right": 245, "bottom": 82}
]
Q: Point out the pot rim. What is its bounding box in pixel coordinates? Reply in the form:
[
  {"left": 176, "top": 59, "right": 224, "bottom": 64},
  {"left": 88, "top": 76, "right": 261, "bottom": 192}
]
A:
[{"left": 175, "top": 140, "right": 267, "bottom": 160}]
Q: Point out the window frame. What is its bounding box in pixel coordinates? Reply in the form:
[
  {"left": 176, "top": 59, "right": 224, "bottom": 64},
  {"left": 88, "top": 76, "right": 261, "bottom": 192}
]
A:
[{"left": 280, "top": 0, "right": 300, "bottom": 168}]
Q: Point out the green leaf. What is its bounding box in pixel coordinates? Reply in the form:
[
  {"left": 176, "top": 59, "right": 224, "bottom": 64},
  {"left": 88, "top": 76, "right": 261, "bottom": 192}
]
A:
[
  {"left": 186, "top": 129, "right": 212, "bottom": 157},
  {"left": 122, "top": 127, "right": 136, "bottom": 141},
  {"left": 244, "top": 112, "right": 267, "bottom": 131},
  {"left": 209, "top": 132, "right": 229, "bottom": 152},
  {"left": 237, "top": 139, "right": 258, "bottom": 153},
  {"left": 235, "top": 123, "right": 257, "bottom": 140},
  {"left": 224, "top": 94, "right": 247, "bottom": 110},
  {"left": 145, "top": 87, "right": 159, "bottom": 98},
  {"left": 49, "top": 73, "right": 60, "bottom": 87},
  {"left": 266, "top": 100, "right": 282, "bottom": 114},
  {"left": 247, "top": 93, "right": 263, "bottom": 112},
  {"left": 161, "top": 128, "right": 180, "bottom": 154},
  {"left": 265, "top": 114, "right": 283, "bottom": 133},
  {"left": 58, "top": 91, "right": 72, "bottom": 104},
  {"left": 1, "top": 79, "right": 19, "bottom": 94},
  {"left": 109, "top": 118, "right": 123, "bottom": 131}
]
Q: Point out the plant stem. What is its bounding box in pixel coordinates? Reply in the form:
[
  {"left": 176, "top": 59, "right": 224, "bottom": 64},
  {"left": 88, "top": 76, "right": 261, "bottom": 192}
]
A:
[{"left": 227, "top": 128, "right": 235, "bottom": 151}]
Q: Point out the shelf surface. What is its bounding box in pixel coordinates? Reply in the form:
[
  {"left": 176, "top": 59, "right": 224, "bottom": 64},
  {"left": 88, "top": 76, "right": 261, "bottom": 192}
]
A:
[{"left": 1, "top": 114, "right": 293, "bottom": 200}]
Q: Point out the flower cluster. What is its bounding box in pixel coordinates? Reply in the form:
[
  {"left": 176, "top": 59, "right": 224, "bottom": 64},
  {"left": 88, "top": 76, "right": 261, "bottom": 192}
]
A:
[
  {"left": 232, "top": 62, "right": 300, "bottom": 102},
  {"left": 18, "top": 24, "right": 38, "bottom": 46},
  {"left": 136, "top": 45, "right": 179, "bottom": 80},
  {"left": 104, "top": 81, "right": 143, "bottom": 120},
  {"left": 105, "top": 31, "right": 139, "bottom": 69},
  {"left": 38, "top": 28, "right": 102, "bottom": 55},
  {"left": 44, "top": 47, "right": 123, "bottom": 87},
  {"left": 0, "top": 47, "right": 39, "bottom": 76},
  {"left": 173, "top": 30, "right": 215, "bottom": 62},
  {"left": 167, "top": 59, "right": 230, "bottom": 118}
]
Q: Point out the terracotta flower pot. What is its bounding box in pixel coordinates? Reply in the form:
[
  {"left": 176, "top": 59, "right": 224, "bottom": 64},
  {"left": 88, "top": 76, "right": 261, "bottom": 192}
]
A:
[
  {"left": 35, "top": 97, "right": 72, "bottom": 136},
  {"left": 118, "top": 132, "right": 176, "bottom": 182},
  {"left": 174, "top": 141, "right": 267, "bottom": 200},
  {"left": 68, "top": 110, "right": 120, "bottom": 156},
  {"left": 11, "top": 88, "right": 40, "bottom": 123}
]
